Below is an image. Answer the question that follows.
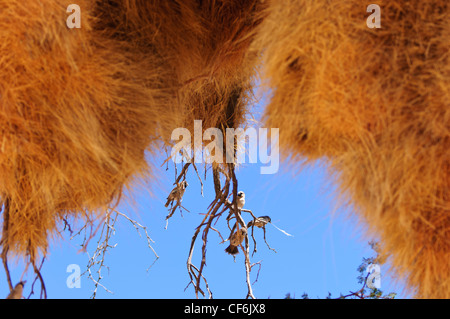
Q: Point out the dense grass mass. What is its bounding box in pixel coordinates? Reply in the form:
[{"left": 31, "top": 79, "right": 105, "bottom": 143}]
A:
[{"left": 0, "top": 0, "right": 448, "bottom": 298}]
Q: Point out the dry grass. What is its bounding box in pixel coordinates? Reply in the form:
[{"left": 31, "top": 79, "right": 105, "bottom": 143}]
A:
[
  {"left": 0, "top": 0, "right": 449, "bottom": 299},
  {"left": 256, "top": 0, "right": 450, "bottom": 298},
  {"left": 0, "top": 0, "right": 180, "bottom": 259},
  {"left": 0, "top": 0, "right": 263, "bottom": 260}
]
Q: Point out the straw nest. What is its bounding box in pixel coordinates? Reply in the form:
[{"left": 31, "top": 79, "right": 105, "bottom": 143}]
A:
[
  {"left": 0, "top": 0, "right": 263, "bottom": 259},
  {"left": 256, "top": 0, "right": 450, "bottom": 298},
  {"left": 1, "top": 0, "right": 449, "bottom": 298}
]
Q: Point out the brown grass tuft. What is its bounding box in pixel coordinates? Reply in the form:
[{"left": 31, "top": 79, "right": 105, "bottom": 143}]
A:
[
  {"left": 256, "top": 0, "right": 450, "bottom": 298},
  {"left": 0, "top": 0, "right": 264, "bottom": 260},
  {"left": 0, "top": 0, "right": 180, "bottom": 259}
]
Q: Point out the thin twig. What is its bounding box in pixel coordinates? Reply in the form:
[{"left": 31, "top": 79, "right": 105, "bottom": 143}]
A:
[
  {"left": 28, "top": 256, "right": 46, "bottom": 299},
  {"left": 192, "top": 162, "right": 204, "bottom": 197},
  {"left": 113, "top": 209, "right": 159, "bottom": 265},
  {"left": 1, "top": 247, "right": 12, "bottom": 292},
  {"left": 250, "top": 261, "right": 263, "bottom": 286},
  {"left": 82, "top": 211, "right": 118, "bottom": 298},
  {"left": 262, "top": 226, "right": 277, "bottom": 253},
  {"left": 1, "top": 197, "right": 13, "bottom": 292}
]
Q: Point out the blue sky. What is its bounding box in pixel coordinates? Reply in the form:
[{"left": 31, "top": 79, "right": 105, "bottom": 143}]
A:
[
  {"left": 0, "top": 101, "right": 411, "bottom": 299},
  {"left": 0, "top": 154, "right": 410, "bottom": 299}
]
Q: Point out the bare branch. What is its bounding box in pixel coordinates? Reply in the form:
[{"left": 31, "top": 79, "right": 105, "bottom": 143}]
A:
[
  {"left": 113, "top": 210, "right": 159, "bottom": 266},
  {"left": 28, "top": 256, "right": 47, "bottom": 299},
  {"left": 192, "top": 162, "right": 204, "bottom": 197},
  {"left": 78, "top": 207, "right": 159, "bottom": 298},
  {"left": 250, "top": 260, "right": 263, "bottom": 286},
  {"left": 185, "top": 166, "right": 231, "bottom": 298},
  {"left": 262, "top": 226, "right": 277, "bottom": 253},
  {"left": 82, "top": 211, "right": 118, "bottom": 298},
  {"left": 1, "top": 197, "right": 13, "bottom": 292},
  {"left": 1, "top": 247, "right": 12, "bottom": 292}
]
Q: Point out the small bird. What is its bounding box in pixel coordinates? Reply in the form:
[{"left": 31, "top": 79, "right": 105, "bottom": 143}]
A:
[
  {"left": 226, "top": 191, "right": 246, "bottom": 222},
  {"left": 247, "top": 216, "right": 271, "bottom": 228},
  {"left": 165, "top": 180, "right": 188, "bottom": 207},
  {"left": 225, "top": 227, "right": 247, "bottom": 255},
  {"left": 229, "top": 191, "right": 245, "bottom": 210},
  {"left": 6, "top": 281, "right": 25, "bottom": 299},
  {"left": 237, "top": 191, "right": 245, "bottom": 210}
]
